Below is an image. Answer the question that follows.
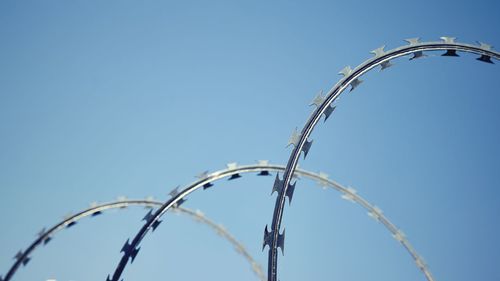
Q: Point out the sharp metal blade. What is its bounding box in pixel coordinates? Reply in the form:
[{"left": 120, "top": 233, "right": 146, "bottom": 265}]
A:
[
  {"left": 442, "top": 49, "right": 459, "bottom": 57},
  {"left": 286, "top": 181, "right": 296, "bottom": 205},
  {"left": 262, "top": 225, "right": 272, "bottom": 251},
  {"left": 151, "top": 220, "right": 162, "bottom": 231},
  {"left": 277, "top": 229, "right": 285, "bottom": 255},
  {"left": 301, "top": 139, "right": 313, "bottom": 159},
  {"left": 323, "top": 105, "right": 336, "bottom": 122},
  {"left": 410, "top": 51, "right": 425, "bottom": 60},
  {"left": 350, "top": 78, "right": 363, "bottom": 91},
  {"left": 272, "top": 173, "right": 283, "bottom": 195},
  {"left": 477, "top": 55, "right": 494, "bottom": 64},
  {"left": 228, "top": 173, "right": 242, "bottom": 180}
]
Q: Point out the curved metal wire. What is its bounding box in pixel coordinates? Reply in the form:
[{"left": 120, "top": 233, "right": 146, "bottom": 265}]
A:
[
  {"left": 265, "top": 37, "right": 500, "bottom": 281},
  {"left": 2, "top": 200, "right": 265, "bottom": 281},
  {"left": 106, "top": 162, "right": 435, "bottom": 281}
]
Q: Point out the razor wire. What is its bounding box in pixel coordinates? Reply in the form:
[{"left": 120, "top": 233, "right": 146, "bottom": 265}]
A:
[
  {"left": 1, "top": 199, "right": 265, "bottom": 281},
  {"left": 263, "top": 37, "right": 500, "bottom": 281},
  {"left": 105, "top": 162, "right": 435, "bottom": 281}
]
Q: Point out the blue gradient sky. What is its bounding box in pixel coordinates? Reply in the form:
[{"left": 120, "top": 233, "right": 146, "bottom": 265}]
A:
[{"left": 1, "top": 1, "right": 499, "bottom": 281}]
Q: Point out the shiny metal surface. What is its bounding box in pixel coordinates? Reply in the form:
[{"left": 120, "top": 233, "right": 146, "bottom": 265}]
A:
[
  {"left": 265, "top": 38, "right": 499, "bottom": 281},
  {"left": 2, "top": 200, "right": 265, "bottom": 281},
  {"left": 106, "top": 162, "right": 435, "bottom": 281}
]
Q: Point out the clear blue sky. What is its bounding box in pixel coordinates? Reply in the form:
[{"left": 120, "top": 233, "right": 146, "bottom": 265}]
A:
[{"left": 0, "top": 1, "right": 499, "bottom": 281}]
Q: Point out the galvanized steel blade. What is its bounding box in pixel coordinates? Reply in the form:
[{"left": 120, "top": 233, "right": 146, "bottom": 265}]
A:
[
  {"left": 265, "top": 38, "right": 499, "bottom": 281},
  {"left": 3, "top": 199, "right": 266, "bottom": 281},
  {"left": 103, "top": 162, "right": 439, "bottom": 281}
]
